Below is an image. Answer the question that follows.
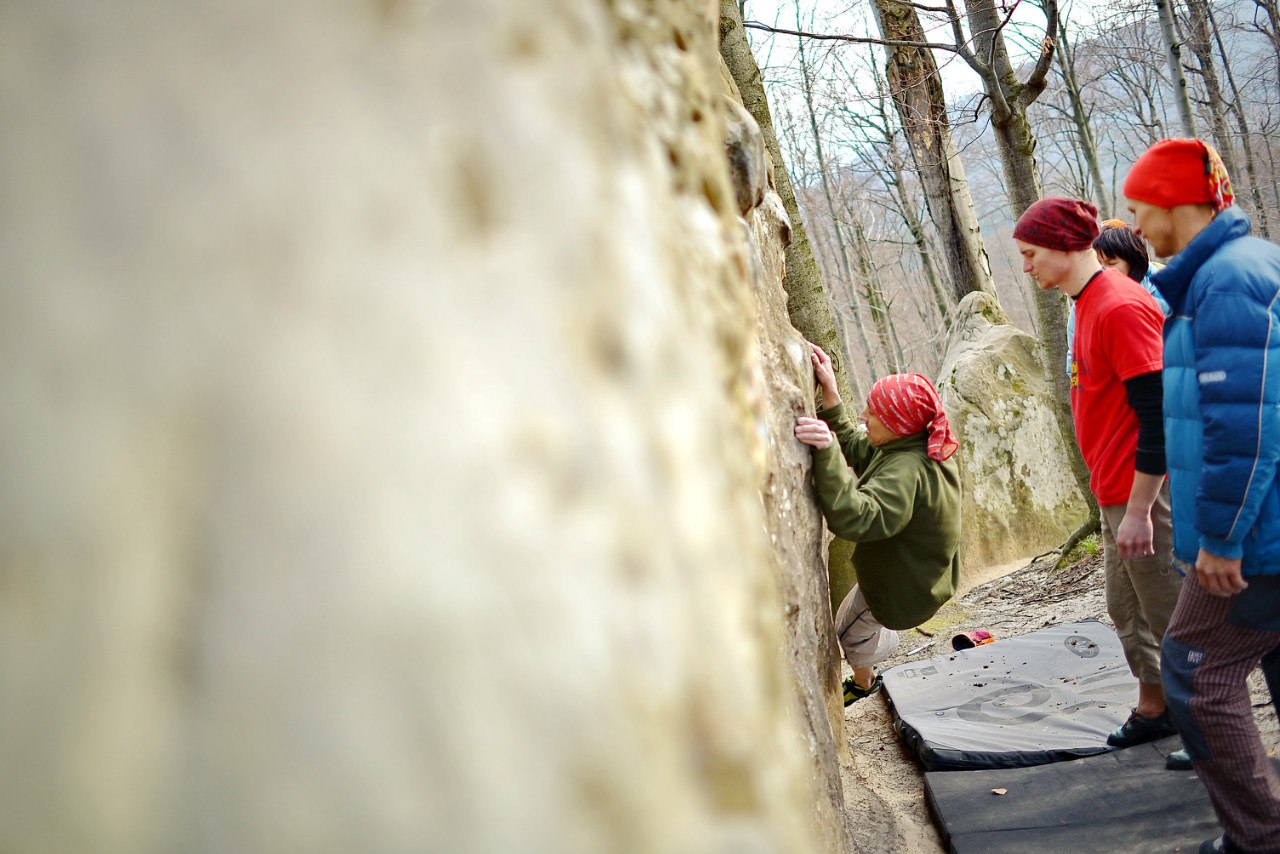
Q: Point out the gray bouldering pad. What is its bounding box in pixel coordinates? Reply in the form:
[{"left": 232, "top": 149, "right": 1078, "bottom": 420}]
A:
[
  {"left": 923, "top": 735, "right": 1266, "bottom": 854},
  {"left": 883, "top": 621, "right": 1137, "bottom": 771}
]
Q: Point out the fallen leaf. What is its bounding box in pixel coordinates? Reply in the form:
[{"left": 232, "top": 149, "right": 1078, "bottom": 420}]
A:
[{"left": 991, "top": 788, "right": 1008, "bottom": 796}]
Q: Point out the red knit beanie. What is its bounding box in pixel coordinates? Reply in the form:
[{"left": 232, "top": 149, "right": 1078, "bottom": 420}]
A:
[
  {"left": 1123, "top": 138, "right": 1234, "bottom": 212},
  {"left": 1012, "top": 196, "right": 1100, "bottom": 251}
]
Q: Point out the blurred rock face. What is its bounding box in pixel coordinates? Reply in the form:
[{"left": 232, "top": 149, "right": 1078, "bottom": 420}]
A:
[
  {"left": 939, "top": 293, "right": 1091, "bottom": 570},
  {"left": 0, "top": 2, "right": 844, "bottom": 853}
]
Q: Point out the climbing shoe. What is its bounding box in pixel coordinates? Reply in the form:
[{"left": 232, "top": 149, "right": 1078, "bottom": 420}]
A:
[
  {"left": 1200, "top": 834, "right": 1246, "bottom": 853},
  {"left": 843, "top": 674, "right": 882, "bottom": 706},
  {"left": 1106, "top": 708, "right": 1179, "bottom": 748},
  {"left": 1165, "top": 748, "right": 1192, "bottom": 770}
]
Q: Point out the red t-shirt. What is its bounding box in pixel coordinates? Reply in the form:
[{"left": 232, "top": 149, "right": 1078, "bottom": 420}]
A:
[{"left": 1070, "top": 268, "right": 1164, "bottom": 506}]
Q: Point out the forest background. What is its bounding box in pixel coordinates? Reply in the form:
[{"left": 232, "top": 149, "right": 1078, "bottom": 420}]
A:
[{"left": 743, "top": 0, "right": 1280, "bottom": 400}]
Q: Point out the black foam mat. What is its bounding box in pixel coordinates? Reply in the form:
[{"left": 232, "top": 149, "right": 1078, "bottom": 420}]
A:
[
  {"left": 923, "top": 736, "right": 1254, "bottom": 854},
  {"left": 883, "top": 621, "right": 1137, "bottom": 771}
]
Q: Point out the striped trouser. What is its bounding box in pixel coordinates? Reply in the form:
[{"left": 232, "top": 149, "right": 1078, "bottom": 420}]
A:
[{"left": 1161, "top": 572, "right": 1280, "bottom": 853}]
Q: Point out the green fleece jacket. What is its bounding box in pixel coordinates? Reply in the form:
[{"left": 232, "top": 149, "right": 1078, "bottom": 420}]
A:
[{"left": 813, "top": 403, "right": 962, "bottom": 630}]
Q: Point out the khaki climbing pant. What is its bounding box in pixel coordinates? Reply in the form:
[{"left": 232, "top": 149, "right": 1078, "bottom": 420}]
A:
[
  {"left": 834, "top": 584, "right": 900, "bottom": 670},
  {"left": 1099, "top": 481, "right": 1184, "bottom": 685}
]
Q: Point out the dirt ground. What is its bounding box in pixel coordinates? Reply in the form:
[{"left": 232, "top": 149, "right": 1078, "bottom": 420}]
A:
[{"left": 838, "top": 554, "right": 1280, "bottom": 853}]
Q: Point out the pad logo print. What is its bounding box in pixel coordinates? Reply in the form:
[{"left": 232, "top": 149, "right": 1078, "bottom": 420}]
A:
[
  {"left": 1063, "top": 634, "right": 1100, "bottom": 658},
  {"left": 955, "top": 666, "right": 1131, "bottom": 725}
]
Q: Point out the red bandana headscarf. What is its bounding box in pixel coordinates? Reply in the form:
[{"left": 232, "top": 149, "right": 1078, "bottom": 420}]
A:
[{"left": 866, "top": 374, "right": 958, "bottom": 462}]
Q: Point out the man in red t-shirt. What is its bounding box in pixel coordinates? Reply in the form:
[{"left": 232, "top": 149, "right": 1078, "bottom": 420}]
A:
[{"left": 1014, "top": 196, "right": 1184, "bottom": 749}]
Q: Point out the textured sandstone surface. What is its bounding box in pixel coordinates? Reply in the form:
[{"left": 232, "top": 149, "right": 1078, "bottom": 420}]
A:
[{"left": 0, "top": 1, "right": 848, "bottom": 853}]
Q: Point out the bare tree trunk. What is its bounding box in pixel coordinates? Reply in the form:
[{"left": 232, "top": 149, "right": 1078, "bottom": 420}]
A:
[
  {"left": 719, "top": 0, "right": 860, "bottom": 610},
  {"left": 719, "top": 2, "right": 855, "bottom": 401},
  {"left": 1056, "top": 16, "right": 1112, "bottom": 214},
  {"left": 1246, "top": 0, "right": 1280, "bottom": 99},
  {"left": 852, "top": 219, "right": 902, "bottom": 373},
  {"left": 1156, "top": 0, "right": 1198, "bottom": 136},
  {"left": 865, "top": 83, "right": 952, "bottom": 331},
  {"left": 795, "top": 12, "right": 876, "bottom": 392},
  {"left": 958, "top": 0, "right": 1095, "bottom": 515},
  {"left": 833, "top": 302, "right": 872, "bottom": 393},
  {"left": 1182, "top": 0, "right": 1242, "bottom": 181},
  {"left": 885, "top": 151, "right": 952, "bottom": 331},
  {"left": 987, "top": 110, "right": 1066, "bottom": 354},
  {"left": 806, "top": 217, "right": 880, "bottom": 385},
  {"left": 1263, "top": 122, "right": 1280, "bottom": 217},
  {"left": 1206, "top": 2, "right": 1271, "bottom": 238},
  {"left": 871, "top": 0, "right": 996, "bottom": 304}
]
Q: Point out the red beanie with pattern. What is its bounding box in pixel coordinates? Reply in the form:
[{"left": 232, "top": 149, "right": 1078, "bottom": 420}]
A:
[
  {"left": 1123, "top": 137, "right": 1235, "bottom": 212},
  {"left": 1012, "top": 196, "right": 1100, "bottom": 251}
]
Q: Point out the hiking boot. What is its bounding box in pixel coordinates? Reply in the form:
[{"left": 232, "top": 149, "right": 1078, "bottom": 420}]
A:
[
  {"left": 1165, "top": 748, "right": 1192, "bottom": 770},
  {"left": 843, "top": 674, "right": 882, "bottom": 706},
  {"left": 1106, "top": 708, "right": 1178, "bottom": 748}
]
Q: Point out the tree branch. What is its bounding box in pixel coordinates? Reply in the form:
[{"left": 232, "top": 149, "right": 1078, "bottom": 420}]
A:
[
  {"left": 986, "top": 0, "right": 1025, "bottom": 70},
  {"left": 948, "top": 0, "right": 1009, "bottom": 116},
  {"left": 944, "top": 0, "right": 984, "bottom": 73},
  {"left": 1020, "top": 0, "right": 1060, "bottom": 104},
  {"left": 743, "top": 19, "right": 961, "bottom": 52},
  {"left": 898, "top": 0, "right": 958, "bottom": 13}
]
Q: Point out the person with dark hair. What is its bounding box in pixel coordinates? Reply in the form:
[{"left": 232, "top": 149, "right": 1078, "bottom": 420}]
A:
[
  {"left": 1094, "top": 219, "right": 1153, "bottom": 282},
  {"left": 1126, "top": 137, "right": 1280, "bottom": 854},
  {"left": 794, "top": 345, "right": 961, "bottom": 706},
  {"left": 1064, "top": 219, "right": 1169, "bottom": 376},
  {"left": 1013, "top": 196, "right": 1184, "bottom": 749}
]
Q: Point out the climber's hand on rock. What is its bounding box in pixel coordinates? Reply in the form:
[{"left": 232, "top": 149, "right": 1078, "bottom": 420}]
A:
[
  {"left": 794, "top": 416, "right": 833, "bottom": 450},
  {"left": 809, "top": 342, "right": 840, "bottom": 407}
]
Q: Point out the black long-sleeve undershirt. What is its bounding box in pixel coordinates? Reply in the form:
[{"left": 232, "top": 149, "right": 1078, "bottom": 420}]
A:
[{"left": 1124, "top": 370, "right": 1166, "bottom": 476}]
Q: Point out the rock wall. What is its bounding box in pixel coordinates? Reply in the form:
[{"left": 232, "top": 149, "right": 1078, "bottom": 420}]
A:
[
  {"left": 723, "top": 85, "right": 852, "bottom": 853},
  {"left": 938, "top": 293, "right": 1092, "bottom": 571},
  {"left": 0, "top": 1, "right": 846, "bottom": 853}
]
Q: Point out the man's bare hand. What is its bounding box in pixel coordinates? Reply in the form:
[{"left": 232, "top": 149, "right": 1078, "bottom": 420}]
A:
[
  {"left": 794, "top": 416, "right": 834, "bottom": 449},
  {"left": 1116, "top": 508, "right": 1155, "bottom": 560},
  {"left": 1195, "top": 548, "right": 1248, "bottom": 597}
]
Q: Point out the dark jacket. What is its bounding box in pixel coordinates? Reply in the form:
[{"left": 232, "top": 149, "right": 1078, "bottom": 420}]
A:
[{"left": 813, "top": 403, "right": 962, "bottom": 629}]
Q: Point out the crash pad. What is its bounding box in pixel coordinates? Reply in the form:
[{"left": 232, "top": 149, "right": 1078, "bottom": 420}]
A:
[
  {"left": 923, "top": 735, "right": 1265, "bottom": 854},
  {"left": 883, "top": 621, "right": 1137, "bottom": 771}
]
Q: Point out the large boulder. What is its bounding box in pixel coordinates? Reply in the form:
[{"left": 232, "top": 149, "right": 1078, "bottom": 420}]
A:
[
  {"left": 938, "top": 293, "right": 1091, "bottom": 573},
  {"left": 0, "top": 1, "right": 847, "bottom": 853}
]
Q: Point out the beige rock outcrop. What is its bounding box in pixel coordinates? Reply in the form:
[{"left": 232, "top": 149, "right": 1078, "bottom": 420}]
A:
[
  {"left": 735, "top": 133, "right": 851, "bottom": 854},
  {"left": 0, "top": 1, "right": 847, "bottom": 853},
  {"left": 938, "top": 293, "right": 1092, "bottom": 572}
]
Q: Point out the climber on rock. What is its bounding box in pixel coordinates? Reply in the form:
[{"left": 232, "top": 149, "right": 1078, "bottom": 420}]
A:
[{"left": 794, "top": 344, "right": 962, "bottom": 706}]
